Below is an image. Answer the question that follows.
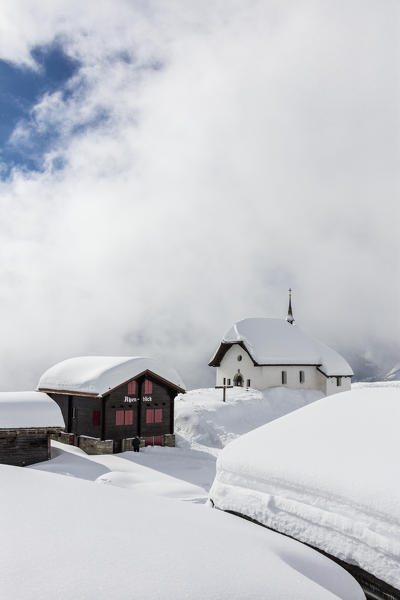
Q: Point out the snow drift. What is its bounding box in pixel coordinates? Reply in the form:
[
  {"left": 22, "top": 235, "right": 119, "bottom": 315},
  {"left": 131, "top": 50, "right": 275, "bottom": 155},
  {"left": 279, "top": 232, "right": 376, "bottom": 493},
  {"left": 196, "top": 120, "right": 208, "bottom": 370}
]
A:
[
  {"left": 0, "top": 464, "right": 364, "bottom": 600},
  {"left": 175, "top": 386, "right": 323, "bottom": 449},
  {"left": 210, "top": 384, "right": 400, "bottom": 589}
]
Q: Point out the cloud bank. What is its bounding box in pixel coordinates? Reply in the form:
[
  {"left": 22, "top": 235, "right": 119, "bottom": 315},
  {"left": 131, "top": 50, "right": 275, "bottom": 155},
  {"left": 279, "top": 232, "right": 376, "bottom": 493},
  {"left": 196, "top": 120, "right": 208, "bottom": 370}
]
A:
[{"left": 0, "top": 0, "right": 398, "bottom": 389}]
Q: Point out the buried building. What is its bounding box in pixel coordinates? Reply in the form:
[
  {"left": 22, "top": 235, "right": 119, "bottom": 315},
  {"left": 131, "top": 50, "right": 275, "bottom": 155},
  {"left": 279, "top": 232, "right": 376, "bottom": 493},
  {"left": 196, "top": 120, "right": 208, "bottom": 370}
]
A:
[
  {"left": 0, "top": 391, "right": 64, "bottom": 466},
  {"left": 38, "top": 356, "right": 185, "bottom": 454}
]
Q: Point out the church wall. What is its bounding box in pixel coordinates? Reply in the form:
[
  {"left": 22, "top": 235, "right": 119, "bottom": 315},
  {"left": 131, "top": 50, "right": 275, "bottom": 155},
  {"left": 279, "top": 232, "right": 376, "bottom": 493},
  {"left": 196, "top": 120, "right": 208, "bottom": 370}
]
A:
[{"left": 216, "top": 344, "right": 343, "bottom": 394}]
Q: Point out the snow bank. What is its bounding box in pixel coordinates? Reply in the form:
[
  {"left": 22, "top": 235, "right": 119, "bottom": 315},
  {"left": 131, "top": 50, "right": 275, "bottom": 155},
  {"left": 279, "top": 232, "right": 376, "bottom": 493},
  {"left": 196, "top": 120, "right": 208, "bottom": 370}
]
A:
[
  {"left": 38, "top": 355, "right": 185, "bottom": 395},
  {"left": 0, "top": 464, "right": 363, "bottom": 600},
  {"left": 210, "top": 318, "right": 353, "bottom": 376},
  {"left": 0, "top": 391, "right": 64, "bottom": 428},
  {"left": 175, "top": 386, "right": 323, "bottom": 449},
  {"left": 210, "top": 385, "right": 400, "bottom": 589}
]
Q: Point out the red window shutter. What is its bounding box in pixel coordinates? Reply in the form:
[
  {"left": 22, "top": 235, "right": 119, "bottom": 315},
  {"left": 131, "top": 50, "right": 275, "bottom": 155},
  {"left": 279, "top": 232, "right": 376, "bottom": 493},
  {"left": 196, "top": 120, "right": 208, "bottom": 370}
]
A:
[
  {"left": 128, "top": 381, "right": 136, "bottom": 395},
  {"left": 144, "top": 379, "right": 153, "bottom": 394},
  {"left": 116, "top": 410, "right": 124, "bottom": 426},
  {"left": 146, "top": 409, "right": 154, "bottom": 424},
  {"left": 154, "top": 408, "right": 162, "bottom": 423},
  {"left": 125, "top": 410, "right": 133, "bottom": 425},
  {"left": 93, "top": 410, "right": 100, "bottom": 426}
]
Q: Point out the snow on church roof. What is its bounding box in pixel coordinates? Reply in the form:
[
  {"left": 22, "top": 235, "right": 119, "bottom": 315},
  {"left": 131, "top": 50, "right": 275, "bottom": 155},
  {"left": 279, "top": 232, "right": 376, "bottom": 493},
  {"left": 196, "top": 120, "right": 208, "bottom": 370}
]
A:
[
  {"left": 0, "top": 391, "right": 64, "bottom": 429},
  {"left": 38, "top": 356, "right": 186, "bottom": 396},
  {"left": 209, "top": 318, "right": 353, "bottom": 377}
]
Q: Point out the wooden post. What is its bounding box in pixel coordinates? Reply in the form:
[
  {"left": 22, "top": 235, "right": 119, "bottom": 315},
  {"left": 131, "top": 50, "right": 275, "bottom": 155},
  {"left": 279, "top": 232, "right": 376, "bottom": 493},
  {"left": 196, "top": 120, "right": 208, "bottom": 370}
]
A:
[{"left": 215, "top": 385, "right": 233, "bottom": 402}]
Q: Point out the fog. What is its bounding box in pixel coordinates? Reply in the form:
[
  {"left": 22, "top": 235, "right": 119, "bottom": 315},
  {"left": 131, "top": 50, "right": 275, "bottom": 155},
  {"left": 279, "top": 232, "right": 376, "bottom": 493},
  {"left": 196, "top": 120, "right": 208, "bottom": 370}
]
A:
[{"left": 0, "top": 0, "right": 398, "bottom": 389}]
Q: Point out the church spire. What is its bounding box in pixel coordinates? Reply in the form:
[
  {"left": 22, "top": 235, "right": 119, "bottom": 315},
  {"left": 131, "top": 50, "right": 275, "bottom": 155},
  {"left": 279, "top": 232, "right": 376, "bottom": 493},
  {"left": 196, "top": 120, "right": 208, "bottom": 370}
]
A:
[{"left": 286, "top": 288, "right": 295, "bottom": 325}]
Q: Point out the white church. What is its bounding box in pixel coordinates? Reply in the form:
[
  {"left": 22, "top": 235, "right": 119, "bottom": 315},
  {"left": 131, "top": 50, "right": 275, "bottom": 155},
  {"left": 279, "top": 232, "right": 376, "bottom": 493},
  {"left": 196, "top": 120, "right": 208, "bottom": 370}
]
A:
[{"left": 209, "top": 291, "right": 353, "bottom": 396}]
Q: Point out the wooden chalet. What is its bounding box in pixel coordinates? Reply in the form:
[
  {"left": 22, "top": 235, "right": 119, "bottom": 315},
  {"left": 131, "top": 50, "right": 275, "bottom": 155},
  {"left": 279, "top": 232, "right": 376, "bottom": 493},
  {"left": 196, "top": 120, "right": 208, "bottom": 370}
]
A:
[
  {"left": 37, "top": 356, "right": 185, "bottom": 454},
  {"left": 0, "top": 391, "right": 64, "bottom": 467}
]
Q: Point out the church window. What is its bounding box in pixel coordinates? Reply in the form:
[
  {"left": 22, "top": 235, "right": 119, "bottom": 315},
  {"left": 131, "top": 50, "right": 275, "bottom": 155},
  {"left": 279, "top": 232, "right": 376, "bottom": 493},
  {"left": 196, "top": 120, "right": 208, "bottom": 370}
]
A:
[
  {"left": 227, "top": 379, "right": 231, "bottom": 385},
  {"left": 246, "top": 379, "right": 250, "bottom": 387},
  {"left": 223, "top": 377, "right": 226, "bottom": 385},
  {"left": 281, "top": 371, "right": 287, "bottom": 384},
  {"left": 299, "top": 370, "right": 305, "bottom": 384},
  {"left": 237, "top": 355, "right": 242, "bottom": 362},
  {"left": 336, "top": 377, "right": 342, "bottom": 387}
]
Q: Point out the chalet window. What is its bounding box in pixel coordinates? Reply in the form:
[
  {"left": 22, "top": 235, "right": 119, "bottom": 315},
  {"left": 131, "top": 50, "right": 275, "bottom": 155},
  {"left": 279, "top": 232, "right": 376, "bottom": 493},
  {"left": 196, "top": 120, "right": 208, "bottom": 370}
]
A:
[
  {"left": 336, "top": 377, "right": 342, "bottom": 387},
  {"left": 146, "top": 409, "right": 154, "bottom": 424},
  {"left": 93, "top": 410, "right": 100, "bottom": 426},
  {"left": 282, "top": 371, "right": 287, "bottom": 384},
  {"left": 127, "top": 381, "right": 137, "bottom": 395},
  {"left": 155, "top": 409, "right": 163, "bottom": 423},
  {"left": 115, "top": 410, "right": 124, "bottom": 426},
  {"left": 72, "top": 407, "right": 78, "bottom": 419},
  {"left": 246, "top": 379, "right": 250, "bottom": 387},
  {"left": 124, "top": 410, "right": 133, "bottom": 425},
  {"left": 299, "top": 370, "right": 305, "bottom": 384},
  {"left": 144, "top": 379, "right": 153, "bottom": 394}
]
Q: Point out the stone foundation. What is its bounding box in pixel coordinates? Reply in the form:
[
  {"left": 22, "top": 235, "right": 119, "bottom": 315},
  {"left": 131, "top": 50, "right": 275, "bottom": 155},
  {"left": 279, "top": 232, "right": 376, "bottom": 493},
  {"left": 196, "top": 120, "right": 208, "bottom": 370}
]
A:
[
  {"left": 164, "top": 434, "right": 175, "bottom": 447},
  {"left": 78, "top": 436, "right": 113, "bottom": 455}
]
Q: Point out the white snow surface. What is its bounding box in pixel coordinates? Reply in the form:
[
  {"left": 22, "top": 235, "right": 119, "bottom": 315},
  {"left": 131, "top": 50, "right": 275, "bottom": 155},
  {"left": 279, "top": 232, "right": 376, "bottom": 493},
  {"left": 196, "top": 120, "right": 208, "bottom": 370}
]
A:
[
  {"left": 175, "top": 385, "right": 323, "bottom": 450},
  {"left": 0, "top": 391, "right": 64, "bottom": 428},
  {"left": 211, "top": 318, "right": 353, "bottom": 376},
  {"left": 210, "top": 383, "right": 400, "bottom": 589},
  {"left": 38, "top": 355, "right": 185, "bottom": 395},
  {"left": 0, "top": 463, "right": 365, "bottom": 599}
]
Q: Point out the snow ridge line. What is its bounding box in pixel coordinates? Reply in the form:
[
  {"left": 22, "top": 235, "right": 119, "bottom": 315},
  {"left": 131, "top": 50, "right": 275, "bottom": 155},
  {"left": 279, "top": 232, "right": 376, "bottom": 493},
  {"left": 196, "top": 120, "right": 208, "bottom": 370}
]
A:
[
  {"left": 210, "top": 479, "right": 400, "bottom": 588},
  {"left": 213, "top": 468, "right": 400, "bottom": 543}
]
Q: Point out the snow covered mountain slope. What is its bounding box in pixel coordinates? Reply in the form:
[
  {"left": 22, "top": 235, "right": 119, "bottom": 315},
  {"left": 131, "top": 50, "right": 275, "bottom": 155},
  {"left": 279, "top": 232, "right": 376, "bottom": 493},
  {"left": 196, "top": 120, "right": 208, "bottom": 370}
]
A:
[
  {"left": 0, "top": 464, "right": 364, "bottom": 600},
  {"left": 175, "top": 386, "right": 323, "bottom": 450},
  {"left": 209, "top": 382, "right": 400, "bottom": 590}
]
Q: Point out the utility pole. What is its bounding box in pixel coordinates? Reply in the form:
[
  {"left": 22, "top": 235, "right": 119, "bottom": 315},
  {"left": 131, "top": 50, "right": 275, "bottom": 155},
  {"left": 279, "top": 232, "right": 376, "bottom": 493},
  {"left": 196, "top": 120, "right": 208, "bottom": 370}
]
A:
[{"left": 215, "top": 384, "right": 233, "bottom": 403}]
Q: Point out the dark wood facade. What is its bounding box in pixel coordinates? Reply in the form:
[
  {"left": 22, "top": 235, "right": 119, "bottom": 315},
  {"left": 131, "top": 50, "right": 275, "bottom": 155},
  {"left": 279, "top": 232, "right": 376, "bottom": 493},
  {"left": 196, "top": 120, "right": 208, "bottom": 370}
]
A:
[
  {"left": 0, "top": 427, "right": 62, "bottom": 467},
  {"left": 41, "top": 370, "right": 182, "bottom": 452}
]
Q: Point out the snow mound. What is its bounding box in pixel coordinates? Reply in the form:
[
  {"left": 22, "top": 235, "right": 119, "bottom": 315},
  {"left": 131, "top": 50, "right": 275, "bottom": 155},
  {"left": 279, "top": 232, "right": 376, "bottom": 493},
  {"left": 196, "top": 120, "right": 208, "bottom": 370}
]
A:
[
  {"left": 210, "top": 384, "right": 400, "bottom": 589},
  {"left": 0, "top": 464, "right": 363, "bottom": 600},
  {"left": 0, "top": 391, "right": 64, "bottom": 429},
  {"left": 210, "top": 318, "right": 353, "bottom": 376},
  {"left": 38, "top": 355, "right": 185, "bottom": 395},
  {"left": 175, "top": 386, "right": 323, "bottom": 449}
]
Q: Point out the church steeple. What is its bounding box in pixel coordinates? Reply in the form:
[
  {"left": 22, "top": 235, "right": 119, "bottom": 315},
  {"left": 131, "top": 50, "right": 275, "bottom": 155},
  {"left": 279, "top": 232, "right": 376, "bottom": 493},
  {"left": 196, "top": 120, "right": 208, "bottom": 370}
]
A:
[{"left": 286, "top": 288, "right": 295, "bottom": 325}]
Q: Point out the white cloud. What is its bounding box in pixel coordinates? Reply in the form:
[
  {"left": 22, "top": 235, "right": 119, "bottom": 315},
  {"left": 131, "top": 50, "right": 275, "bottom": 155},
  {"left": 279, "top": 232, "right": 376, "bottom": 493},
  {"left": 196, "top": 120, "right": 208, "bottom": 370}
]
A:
[{"left": 0, "top": 0, "right": 398, "bottom": 388}]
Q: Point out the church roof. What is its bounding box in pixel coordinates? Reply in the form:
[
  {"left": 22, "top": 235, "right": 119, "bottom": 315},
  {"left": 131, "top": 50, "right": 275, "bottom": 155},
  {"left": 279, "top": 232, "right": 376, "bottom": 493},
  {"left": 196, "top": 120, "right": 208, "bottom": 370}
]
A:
[
  {"left": 209, "top": 318, "right": 353, "bottom": 377},
  {"left": 38, "top": 356, "right": 186, "bottom": 396}
]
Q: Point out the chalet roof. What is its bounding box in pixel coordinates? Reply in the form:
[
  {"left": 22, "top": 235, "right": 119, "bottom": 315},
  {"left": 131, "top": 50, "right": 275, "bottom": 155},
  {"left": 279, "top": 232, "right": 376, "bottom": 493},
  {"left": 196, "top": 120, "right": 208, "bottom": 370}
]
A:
[
  {"left": 209, "top": 318, "right": 353, "bottom": 377},
  {"left": 0, "top": 391, "right": 65, "bottom": 429},
  {"left": 38, "top": 356, "right": 186, "bottom": 396}
]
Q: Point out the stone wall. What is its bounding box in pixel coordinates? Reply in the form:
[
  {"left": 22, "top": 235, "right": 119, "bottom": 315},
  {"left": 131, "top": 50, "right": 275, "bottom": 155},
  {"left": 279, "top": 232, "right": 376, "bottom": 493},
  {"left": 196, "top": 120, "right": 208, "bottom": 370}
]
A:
[
  {"left": 78, "top": 436, "right": 113, "bottom": 455},
  {"left": 164, "top": 434, "right": 175, "bottom": 447}
]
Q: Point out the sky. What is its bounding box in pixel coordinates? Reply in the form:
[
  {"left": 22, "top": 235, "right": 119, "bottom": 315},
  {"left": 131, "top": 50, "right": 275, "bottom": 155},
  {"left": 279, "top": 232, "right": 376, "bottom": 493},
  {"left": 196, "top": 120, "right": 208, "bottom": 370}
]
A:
[{"left": 0, "top": 0, "right": 398, "bottom": 390}]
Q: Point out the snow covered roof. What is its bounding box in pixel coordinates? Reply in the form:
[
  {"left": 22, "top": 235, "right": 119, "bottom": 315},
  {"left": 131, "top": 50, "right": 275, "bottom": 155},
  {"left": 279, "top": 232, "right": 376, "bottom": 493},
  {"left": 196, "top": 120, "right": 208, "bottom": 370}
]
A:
[
  {"left": 210, "top": 383, "right": 400, "bottom": 591},
  {"left": 0, "top": 391, "right": 64, "bottom": 429},
  {"left": 38, "top": 356, "right": 185, "bottom": 396},
  {"left": 209, "top": 318, "right": 353, "bottom": 376}
]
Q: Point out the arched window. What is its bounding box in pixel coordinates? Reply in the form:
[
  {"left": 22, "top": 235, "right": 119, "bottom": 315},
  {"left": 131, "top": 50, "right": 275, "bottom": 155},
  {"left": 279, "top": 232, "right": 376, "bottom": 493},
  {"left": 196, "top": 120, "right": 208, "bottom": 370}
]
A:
[{"left": 233, "top": 373, "right": 244, "bottom": 387}]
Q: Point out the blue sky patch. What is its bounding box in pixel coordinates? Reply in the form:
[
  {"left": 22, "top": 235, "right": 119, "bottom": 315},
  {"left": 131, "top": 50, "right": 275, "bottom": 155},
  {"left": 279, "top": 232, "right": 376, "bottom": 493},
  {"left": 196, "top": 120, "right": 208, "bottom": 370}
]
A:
[{"left": 0, "top": 42, "right": 80, "bottom": 176}]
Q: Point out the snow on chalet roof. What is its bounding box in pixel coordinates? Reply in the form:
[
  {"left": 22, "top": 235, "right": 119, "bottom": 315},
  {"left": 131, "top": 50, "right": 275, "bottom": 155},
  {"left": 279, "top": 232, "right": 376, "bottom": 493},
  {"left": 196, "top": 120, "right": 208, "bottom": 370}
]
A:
[
  {"left": 0, "top": 392, "right": 64, "bottom": 429},
  {"left": 38, "top": 356, "right": 185, "bottom": 396},
  {"left": 210, "top": 318, "right": 353, "bottom": 377}
]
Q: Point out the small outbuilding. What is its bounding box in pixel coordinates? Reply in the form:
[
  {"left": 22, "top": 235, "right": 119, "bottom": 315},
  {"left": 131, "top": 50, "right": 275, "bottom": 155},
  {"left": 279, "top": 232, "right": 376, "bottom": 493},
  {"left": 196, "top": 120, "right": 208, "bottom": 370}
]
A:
[
  {"left": 0, "top": 391, "right": 64, "bottom": 467},
  {"left": 38, "top": 356, "right": 185, "bottom": 454}
]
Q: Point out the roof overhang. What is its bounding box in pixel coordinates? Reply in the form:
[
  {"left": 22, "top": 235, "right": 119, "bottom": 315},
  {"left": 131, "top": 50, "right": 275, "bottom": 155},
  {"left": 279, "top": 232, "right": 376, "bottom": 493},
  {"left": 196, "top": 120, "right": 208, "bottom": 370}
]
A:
[{"left": 39, "top": 369, "right": 186, "bottom": 397}]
